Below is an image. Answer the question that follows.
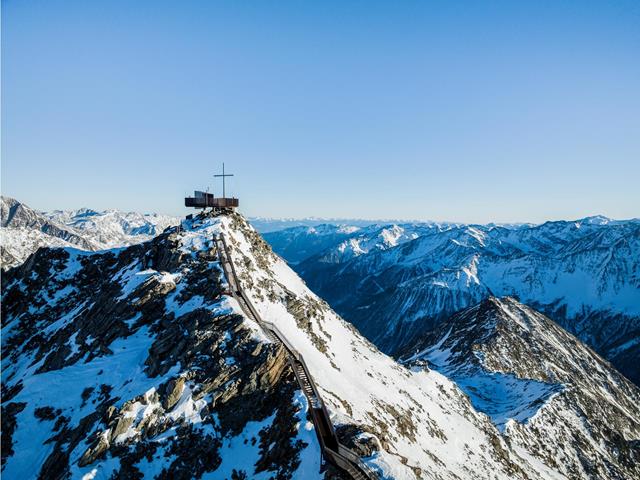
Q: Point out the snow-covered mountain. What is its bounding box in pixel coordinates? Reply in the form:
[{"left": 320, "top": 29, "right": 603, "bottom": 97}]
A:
[
  {"left": 248, "top": 217, "right": 381, "bottom": 234},
  {"left": 272, "top": 217, "right": 640, "bottom": 385},
  {"left": 45, "top": 208, "right": 178, "bottom": 248},
  {"left": 5, "top": 211, "right": 637, "bottom": 478},
  {"left": 262, "top": 224, "right": 363, "bottom": 264},
  {"left": 0, "top": 197, "right": 179, "bottom": 269},
  {"left": 401, "top": 297, "right": 640, "bottom": 480},
  {"left": 247, "top": 217, "right": 447, "bottom": 234},
  {"left": 263, "top": 222, "right": 458, "bottom": 265},
  {"left": 1, "top": 197, "right": 101, "bottom": 268}
]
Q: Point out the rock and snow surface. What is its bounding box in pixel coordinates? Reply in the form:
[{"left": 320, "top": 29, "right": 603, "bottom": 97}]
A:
[
  {"left": 277, "top": 218, "right": 640, "bottom": 385},
  {"left": 402, "top": 297, "right": 640, "bottom": 479},
  {"left": 3, "top": 211, "right": 639, "bottom": 479},
  {"left": 2, "top": 214, "right": 321, "bottom": 479},
  {"left": 1, "top": 196, "right": 178, "bottom": 269}
]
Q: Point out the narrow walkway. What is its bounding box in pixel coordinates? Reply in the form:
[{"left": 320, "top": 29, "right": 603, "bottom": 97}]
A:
[{"left": 214, "top": 232, "right": 377, "bottom": 480}]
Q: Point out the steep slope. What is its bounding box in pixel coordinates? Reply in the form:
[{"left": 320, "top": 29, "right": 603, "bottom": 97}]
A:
[
  {"left": 294, "top": 219, "right": 640, "bottom": 384},
  {"left": 401, "top": 297, "right": 640, "bottom": 480}
]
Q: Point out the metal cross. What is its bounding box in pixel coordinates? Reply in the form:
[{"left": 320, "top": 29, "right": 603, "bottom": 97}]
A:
[{"left": 213, "top": 163, "right": 234, "bottom": 198}]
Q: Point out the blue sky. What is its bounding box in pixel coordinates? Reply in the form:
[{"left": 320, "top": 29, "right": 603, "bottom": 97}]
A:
[{"left": 2, "top": 0, "right": 639, "bottom": 223}]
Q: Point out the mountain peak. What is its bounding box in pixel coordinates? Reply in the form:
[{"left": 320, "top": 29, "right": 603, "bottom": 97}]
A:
[
  {"left": 579, "top": 214, "right": 612, "bottom": 225},
  {"left": 402, "top": 296, "right": 640, "bottom": 479}
]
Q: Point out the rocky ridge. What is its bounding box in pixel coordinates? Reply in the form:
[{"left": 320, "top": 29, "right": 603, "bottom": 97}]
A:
[{"left": 402, "top": 297, "right": 640, "bottom": 480}]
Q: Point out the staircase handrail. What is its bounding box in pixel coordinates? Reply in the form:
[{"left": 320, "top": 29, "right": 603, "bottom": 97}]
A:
[{"left": 215, "top": 232, "right": 377, "bottom": 480}]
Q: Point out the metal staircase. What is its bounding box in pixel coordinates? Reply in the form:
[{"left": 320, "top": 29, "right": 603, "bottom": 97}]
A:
[{"left": 214, "top": 233, "right": 377, "bottom": 480}]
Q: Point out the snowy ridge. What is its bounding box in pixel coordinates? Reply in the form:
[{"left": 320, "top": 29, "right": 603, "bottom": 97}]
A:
[
  {"left": 402, "top": 297, "right": 640, "bottom": 480},
  {"left": 215, "top": 232, "right": 376, "bottom": 478}
]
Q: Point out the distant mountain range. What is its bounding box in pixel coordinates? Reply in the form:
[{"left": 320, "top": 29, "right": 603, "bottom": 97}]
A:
[
  {"left": 247, "top": 216, "right": 427, "bottom": 233},
  {"left": 264, "top": 217, "right": 640, "bottom": 385},
  {"left": 1, "top": 196, "right": 178, "bottom": 269},
  {"left": 249, "top": 216, "right": 533, "bottom": 234},
  {"left": 264, "top": 222, "right": 457, "bottom": 264}
]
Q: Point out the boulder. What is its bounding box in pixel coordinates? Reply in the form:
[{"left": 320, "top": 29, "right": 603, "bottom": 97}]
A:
[{"left": 163, "top": 377, "right": 186, "bottom": 411}]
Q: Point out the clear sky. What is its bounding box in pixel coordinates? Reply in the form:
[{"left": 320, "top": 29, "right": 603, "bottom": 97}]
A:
[{"left": 2, "top": 0, "right": 639, "bottom": 223}]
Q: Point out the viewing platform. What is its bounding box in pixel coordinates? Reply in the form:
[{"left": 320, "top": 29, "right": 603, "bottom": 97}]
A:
[{"left": 184, "top": 191, "right": 239, "bottom": 209}]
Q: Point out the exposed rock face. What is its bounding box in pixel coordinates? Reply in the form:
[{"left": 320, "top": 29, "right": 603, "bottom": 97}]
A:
[
  {"left": 401, "top": 297, "right": 640, "bottom": 480},
  {"left": 1, "top": 221, "right": 322, "bottom": 479},
  {"left": 162, "top": 377, "right": 186, "bottom": 411}
]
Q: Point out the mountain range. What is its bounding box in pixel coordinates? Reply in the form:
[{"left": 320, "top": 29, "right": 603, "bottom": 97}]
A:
[
  {"left": 3, "top": 211, "right": 639, "bottom": 479},
  {"left": 1, "top": 196, "right": 178, "bottom": 269},
  {"left": 265, "top": 218, "right": 640, "bottom": 385}
]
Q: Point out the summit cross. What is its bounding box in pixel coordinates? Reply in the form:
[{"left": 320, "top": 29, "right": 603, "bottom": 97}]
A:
[{"left": 213, "top": 163, "right": 234, "bottom": 198}]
